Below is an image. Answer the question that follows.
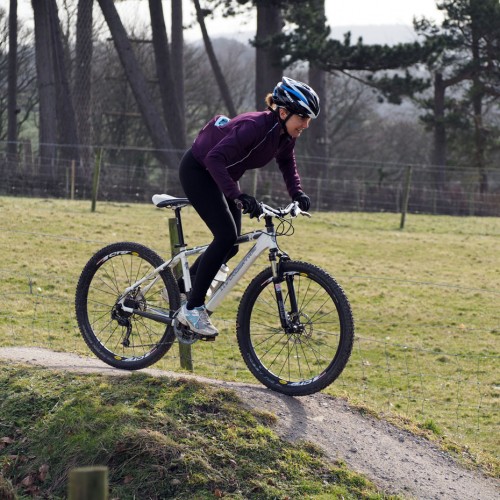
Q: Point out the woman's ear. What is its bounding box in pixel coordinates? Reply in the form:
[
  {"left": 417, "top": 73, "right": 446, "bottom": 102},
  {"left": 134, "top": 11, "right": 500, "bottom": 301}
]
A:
[{"left": 278, "top": 108, "right": 289, "bottom": 120}]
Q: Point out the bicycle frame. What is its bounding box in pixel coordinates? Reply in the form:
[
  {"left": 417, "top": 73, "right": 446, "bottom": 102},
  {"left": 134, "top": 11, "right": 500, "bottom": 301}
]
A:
[
  {"left": 204, "top": 228, "right": 276, "bottom": 311},
  {"left": 76, "top": 197, "right": 355, "bottom": 394},
  {"left": 118, "top": 219, "right": 281, "bottom": 319}
]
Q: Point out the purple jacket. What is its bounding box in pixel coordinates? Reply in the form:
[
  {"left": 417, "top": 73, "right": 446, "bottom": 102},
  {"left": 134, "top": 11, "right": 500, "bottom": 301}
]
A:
[{"left": 191, "top": 110, "right": 303, "bottom": 200}]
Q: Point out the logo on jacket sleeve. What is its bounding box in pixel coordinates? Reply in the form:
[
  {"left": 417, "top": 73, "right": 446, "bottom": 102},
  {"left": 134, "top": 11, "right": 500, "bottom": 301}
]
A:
[{"left": 214, "top": 115, "right": 231, "bottom": 127}]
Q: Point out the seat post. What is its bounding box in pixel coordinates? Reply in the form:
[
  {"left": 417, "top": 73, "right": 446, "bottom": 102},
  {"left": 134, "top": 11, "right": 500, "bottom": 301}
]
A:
[{"left": 174, "top": 206, "right": 186, "bottom": 247}]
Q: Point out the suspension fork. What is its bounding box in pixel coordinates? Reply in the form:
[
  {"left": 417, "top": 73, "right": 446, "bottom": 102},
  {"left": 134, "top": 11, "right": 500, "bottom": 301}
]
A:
[
  {"left": 265, "top": 215, "right": 299, "bottom": 331},
  {"left": 270, "top": 249, "right": 297, "bottom": 330}
]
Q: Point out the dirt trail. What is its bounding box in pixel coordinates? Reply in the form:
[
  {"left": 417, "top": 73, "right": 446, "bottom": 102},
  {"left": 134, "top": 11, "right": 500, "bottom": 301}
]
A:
[{"left": 0, "top": 347, "right": 498, "bottom": 500}]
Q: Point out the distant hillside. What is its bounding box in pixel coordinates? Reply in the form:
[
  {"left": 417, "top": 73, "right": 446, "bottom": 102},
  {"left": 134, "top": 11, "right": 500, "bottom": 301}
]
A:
[
  {"left": 331, "top": 24, "right": 419, "bottom": 45},
  {"left": 203, "top": 24, "right": 419, "bottom": 46}
]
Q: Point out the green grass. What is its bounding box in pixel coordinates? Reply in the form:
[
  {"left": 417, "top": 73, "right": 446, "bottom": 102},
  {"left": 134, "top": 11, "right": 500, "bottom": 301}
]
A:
[
  {"left": 0, "top": 365, "right": 392, "bottom": 499},
  {"left": 0, "top": 196, "right": 499, "bottom": 467}
]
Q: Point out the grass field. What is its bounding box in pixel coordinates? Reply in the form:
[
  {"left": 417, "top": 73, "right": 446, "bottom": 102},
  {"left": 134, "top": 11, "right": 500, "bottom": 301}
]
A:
[{"left": 1, "top": 196, "right": 498, "bottom": 466}]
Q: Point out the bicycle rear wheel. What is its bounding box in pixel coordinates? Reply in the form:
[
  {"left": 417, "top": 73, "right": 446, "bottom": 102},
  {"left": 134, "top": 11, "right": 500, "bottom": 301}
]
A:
[
  {"left": 236, "top": 260, "right": 354, "bottom": 396},
  {"left": 75, "top": 242, "right": 180, "bottom": 370}
]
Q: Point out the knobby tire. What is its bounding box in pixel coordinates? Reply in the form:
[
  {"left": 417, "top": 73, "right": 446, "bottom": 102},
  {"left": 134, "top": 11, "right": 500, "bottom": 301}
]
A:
[
  {"left": 236, "top": 261, "right": 354, "bottom": 396},
  {"left": 75, "top": 242, "right": 180, "bottom": 370}
]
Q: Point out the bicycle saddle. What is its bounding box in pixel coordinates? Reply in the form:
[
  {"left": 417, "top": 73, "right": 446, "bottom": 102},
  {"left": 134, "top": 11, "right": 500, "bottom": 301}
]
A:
[{"left": 152, "top": 194, "right": 190, "bottom": 208}]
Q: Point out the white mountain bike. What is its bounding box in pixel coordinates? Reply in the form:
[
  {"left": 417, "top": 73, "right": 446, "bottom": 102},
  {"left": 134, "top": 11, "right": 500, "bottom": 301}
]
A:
[{"left": 75, "top": 194, "right": 354, "bottom": 396}]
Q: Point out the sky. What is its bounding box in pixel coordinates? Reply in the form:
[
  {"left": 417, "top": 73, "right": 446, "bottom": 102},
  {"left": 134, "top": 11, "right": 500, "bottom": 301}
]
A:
[
  {"left": 135, "top": 0, "right": 444, "bottom": 42},
  {"left": 109, "top": 0, "right": 445, "bottom": 43},
  {"left": 15, "top": 0, "right": 445, "bottom": 42},
  {"left": 324, "top": 0, "right": 443, "bottom": 26},
  {"left": 184, "top": 0, "right": 442, "bottom": 43}
]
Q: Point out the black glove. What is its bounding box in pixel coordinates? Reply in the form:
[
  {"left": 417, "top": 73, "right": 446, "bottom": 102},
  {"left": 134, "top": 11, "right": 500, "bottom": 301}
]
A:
[
  {"left": 293, "top": 191, "right": 311, "bottom": 211},
  {"left": 236, "top": 193, "right": 263, "bottom": 219}
]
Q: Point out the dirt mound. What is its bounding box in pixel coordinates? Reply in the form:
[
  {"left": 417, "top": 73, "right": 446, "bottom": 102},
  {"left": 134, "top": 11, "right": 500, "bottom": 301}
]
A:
[{"left": 0, "top": 347, "right": 497, "bottom": 499}]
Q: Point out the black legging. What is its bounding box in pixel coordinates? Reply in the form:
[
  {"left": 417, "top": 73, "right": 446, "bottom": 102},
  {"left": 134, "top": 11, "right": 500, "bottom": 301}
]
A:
[{"left": 179, "top": 149, "right": 241, "bottom": 308}]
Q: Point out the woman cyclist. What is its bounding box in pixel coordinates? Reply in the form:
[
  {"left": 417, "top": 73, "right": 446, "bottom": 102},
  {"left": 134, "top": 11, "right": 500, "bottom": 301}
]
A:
[{"left": 177, "top": 76, "right": 320, "bottom": 336}]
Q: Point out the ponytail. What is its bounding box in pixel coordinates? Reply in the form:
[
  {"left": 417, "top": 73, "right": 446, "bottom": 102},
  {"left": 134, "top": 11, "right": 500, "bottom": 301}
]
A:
[{"left": 265, "top": 93, "right": 276, "bottom": 110}]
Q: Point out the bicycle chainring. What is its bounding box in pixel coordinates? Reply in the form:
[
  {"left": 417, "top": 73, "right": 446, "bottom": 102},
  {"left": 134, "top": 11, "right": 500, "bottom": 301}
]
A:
[{"left": 173, "top": 317, "right": 200, "bottom": 345}]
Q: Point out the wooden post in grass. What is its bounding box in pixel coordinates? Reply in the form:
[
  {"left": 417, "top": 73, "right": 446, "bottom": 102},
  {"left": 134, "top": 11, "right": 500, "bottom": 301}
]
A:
[
  {"left": 91, "top": 149, "right": 102, "bottom": 213},
  {"left": 68, "top": 466, "right": 108, "bottom": 500},
  {"left": 169, "top": 217, "right": 193, "bottom": 371},
  {"left": 400, "top": 165, "right": 413, "bottom": 230},
  {"left": 252, "top": 169, "right": 258, "bottom": 197},
  {"left": 315, "top": 176, "right": 321, "bottom": 212},
  {"left": 70, "top": 160, "right": 76, "bottom": 200}
]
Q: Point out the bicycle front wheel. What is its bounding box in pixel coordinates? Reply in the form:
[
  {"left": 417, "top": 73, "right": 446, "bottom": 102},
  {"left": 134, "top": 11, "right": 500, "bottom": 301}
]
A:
[
  {"left": 237, "top": 261, "right": 354, "bottom": 396},
  {"left": 75, "top": 242, "right": 180, "bottom": 370}
]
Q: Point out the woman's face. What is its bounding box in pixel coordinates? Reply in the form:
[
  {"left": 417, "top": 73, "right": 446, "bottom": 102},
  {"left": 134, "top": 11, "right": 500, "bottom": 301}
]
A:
[{"left": 279, "top": 108, "right": 312, "bottom": 138}]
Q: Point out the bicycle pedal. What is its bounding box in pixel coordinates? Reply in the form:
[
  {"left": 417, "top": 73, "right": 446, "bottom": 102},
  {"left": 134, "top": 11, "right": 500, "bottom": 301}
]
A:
[{"left": 199, "top": 334, "right": 217, "bottom": 342}]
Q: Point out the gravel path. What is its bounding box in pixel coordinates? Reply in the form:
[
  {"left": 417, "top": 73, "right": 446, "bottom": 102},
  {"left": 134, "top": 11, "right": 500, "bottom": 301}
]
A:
[{"left": 0, "top": 347, "right": 498, "bottom": 500}]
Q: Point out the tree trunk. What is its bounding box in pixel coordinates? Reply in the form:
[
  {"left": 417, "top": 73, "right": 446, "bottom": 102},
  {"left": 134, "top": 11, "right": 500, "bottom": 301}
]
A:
[
  {"left": 32, "top": 0, "right": 57, "bottom": 172},
  {"left": 171, "top": 0, "right": 185, "bottom": 133},
  {"left": 470, "top": 20, "right": 488, "bottom": 194},
  {"left": 7, "top": 0, "right": 18, "bottom": 160},
  {"left": 306, "top": 0, "right": 327, "bottom": 163},
  {"left": 431, "top": 72, "right": 446, "bottom": 191},
  {"left": 149, "top": 0, "right": 186, "bottom": 150},
  {"left": 48, "top": 0, "right": 80, "bottom": 164},
  {"left": 307, "top": 64, "right": 327, "bottom": 175},
  {"left": 255, "top": 3, "right": 283, "bottom": 110},
  {"left": 97, "top": 0, "right": 178, "bottom": 168},
  {"left": 193, "top": 0, "right": 237, "bottom": 117},
  {"left": 74, "top": 0, "right": 93, "bottom": 174}
]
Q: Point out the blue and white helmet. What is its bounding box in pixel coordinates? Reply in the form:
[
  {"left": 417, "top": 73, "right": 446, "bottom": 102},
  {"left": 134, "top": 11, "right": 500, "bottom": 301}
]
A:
[{"left": 272, "top": 76, "right": 320, "bottom": 118}]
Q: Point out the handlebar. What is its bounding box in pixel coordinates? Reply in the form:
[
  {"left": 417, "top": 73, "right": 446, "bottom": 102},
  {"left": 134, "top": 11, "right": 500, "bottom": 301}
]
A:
[{"left": 259, "top": 201, "right": 311, "bottom": 219}]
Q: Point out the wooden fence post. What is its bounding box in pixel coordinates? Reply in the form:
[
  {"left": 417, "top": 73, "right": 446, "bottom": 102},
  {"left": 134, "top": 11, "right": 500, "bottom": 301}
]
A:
[
  {"left": 315, "top": 177, "right": 321, "bottom": 212},
  {"left": 400, "top": 165, "right": 413, "bottom": 230},
  {"left": 91, "top": 149, "right": 102, "bottom": 213},
  {"left": 252, "top": 169, "right": 258, "bottom": 197},
  {"left": 70, "top": 159, "right": 76, "bottom": 200},
  {"left": 68, "top": 466, "right": 108, "bottom": 500},
  {"left": 169, "top": 218, "right": 193, "bottom": 371}
]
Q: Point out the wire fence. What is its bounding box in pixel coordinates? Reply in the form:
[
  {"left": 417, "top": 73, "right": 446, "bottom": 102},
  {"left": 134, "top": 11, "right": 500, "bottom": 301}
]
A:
[
  {"left": 2, "top": 261, "right": 498, "bottom": 457},
  {"left": 1, "top": 141, "right": 500, "bottom": 216}
]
